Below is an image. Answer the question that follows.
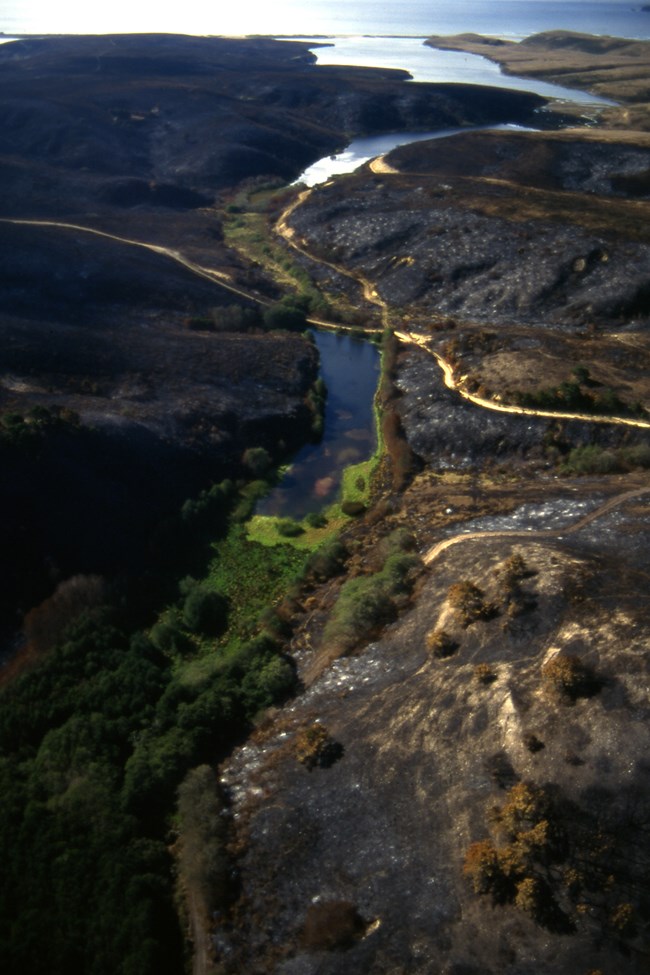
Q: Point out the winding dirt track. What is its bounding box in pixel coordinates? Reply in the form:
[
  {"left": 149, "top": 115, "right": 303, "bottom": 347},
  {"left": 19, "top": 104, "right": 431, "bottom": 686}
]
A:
[
  {"left": 422, "top": 484, "right": 650, "bottom": 565},
  {"left": 275, "top": 195, "right": 389, "bottom": 325},
  {"left": 0, "top": 217, "right": 269, "bottom": 305},
  {"left": 275, "top": 191, "right": 650, "bottom": 431},
  {"left": 12, "top": 210, "right": 650, "bottom": 430},
  {"left": 9, "top": 197, "right": 650, "bottom": 975},
  {"left": 394, "top": 331, "right": 650, "bottom": 430}
]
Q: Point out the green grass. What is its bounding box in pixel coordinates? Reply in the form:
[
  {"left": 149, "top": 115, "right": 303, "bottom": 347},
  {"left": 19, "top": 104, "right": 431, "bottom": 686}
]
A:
[
  {"left": 246, "top": 332, "right": 386, "bottom": 547},
  {"left": 207, "top": 524, "right": 307, "bottom": 640}
]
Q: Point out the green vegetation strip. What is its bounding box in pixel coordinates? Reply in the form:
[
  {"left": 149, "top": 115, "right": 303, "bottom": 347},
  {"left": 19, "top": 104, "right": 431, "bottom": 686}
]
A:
[{"left": 247, "top": 332, "right": 386, "bottom": 548}]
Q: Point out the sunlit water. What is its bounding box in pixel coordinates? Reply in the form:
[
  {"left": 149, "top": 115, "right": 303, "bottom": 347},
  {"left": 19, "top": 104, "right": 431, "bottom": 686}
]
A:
[{"left": 304, "top": 35, "right": 617, "bottom": 103}]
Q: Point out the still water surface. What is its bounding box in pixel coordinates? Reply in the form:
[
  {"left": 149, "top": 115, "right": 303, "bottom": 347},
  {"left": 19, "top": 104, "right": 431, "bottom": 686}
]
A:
[
  {"left": 305, "top": 36, "right": 617, "bottom": 103},
  {"left": 257, "top": 330, "right": 380, "bottom": 518}
]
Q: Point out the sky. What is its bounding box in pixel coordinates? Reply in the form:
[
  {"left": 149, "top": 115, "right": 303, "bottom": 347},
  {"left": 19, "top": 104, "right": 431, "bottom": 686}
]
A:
[{"left": 1, "top": 0, "right": 621, "bottom": 39}]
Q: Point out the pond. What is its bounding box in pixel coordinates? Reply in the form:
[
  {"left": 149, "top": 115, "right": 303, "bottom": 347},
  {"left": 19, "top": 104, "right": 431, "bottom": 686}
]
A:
[{"left": 256, "top": 329, "right": 380, "bottom": 519}]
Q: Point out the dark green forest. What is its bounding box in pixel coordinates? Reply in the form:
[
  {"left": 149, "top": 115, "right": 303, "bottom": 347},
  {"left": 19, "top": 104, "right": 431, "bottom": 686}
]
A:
[{"left": 0, "top": 475, "right": 339, "bottom": 974}]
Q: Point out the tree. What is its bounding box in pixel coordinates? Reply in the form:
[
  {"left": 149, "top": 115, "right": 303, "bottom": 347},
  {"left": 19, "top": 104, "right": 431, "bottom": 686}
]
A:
[
  {"left": 242, "top": 446, "right": 271, "bottom": 476},
  {"left": 263, "top": 299, "right": 307, "bottom": 331}
]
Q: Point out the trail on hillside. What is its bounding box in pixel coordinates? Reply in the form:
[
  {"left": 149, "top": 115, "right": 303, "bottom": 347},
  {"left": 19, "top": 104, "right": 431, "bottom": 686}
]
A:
[
  {"left": 8, "top": 212, "right": 649, "bottom": 426},
  {"left": 278, "top": 175, "right": 650, "bottom": 431},
  {"left": 423, "top": 484, "right": 650, "bottom": 565},
  {"left": 395, "top": 330, "right": 650, "bottom": 430},
  {"left": 0, "top": 217, "right": 268, "bottom": 304},
  {"left": 275, "top": 193, "right": 389, "bottom": 327}
]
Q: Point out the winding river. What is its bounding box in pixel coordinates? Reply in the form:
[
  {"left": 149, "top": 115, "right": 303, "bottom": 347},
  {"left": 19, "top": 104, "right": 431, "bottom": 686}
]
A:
[{"left": 264, "top": 27, "right": 630, "bottom": 518}]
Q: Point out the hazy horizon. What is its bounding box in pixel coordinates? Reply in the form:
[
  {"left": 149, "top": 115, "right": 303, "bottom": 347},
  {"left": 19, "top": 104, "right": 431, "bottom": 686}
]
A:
[{"left": 2, "top": 0, "right": 649, "bottom": 40}]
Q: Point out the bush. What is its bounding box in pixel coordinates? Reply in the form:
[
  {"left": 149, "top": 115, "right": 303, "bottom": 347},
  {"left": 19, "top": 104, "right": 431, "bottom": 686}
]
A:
[
  {"left": 498, "top": 552, "right": 527, "bottom": 587},
  {"left": 341, "top": 500, "right": 366, "bottom": 517},
  {"left": 23, "top": 575, "right": 106, "bottom": 655},
  {"left": 242, "top": 446, "right": 272, "bottom": 477},
  {"left": 561, "top": 445, "right": 620, "bottom": 475},
  {"left": 495, "top": 782, "right": 553, "bottom": 839},
  {"left": 305, "top": 510, "right": 328, "bottom": 529},
  {"left": 182, "top": 586, "right": 228, "bottom": 636},
  {"left": 263, "top": 300, "right": 307, "bottom": 331},
  {"left": 378, "top": 527, "right": 416, "bottom": 557},
  {"left": 176, "top": 766, "right": 229, "bottom": 913},
  {"left": 149, "top": 617, "right": 193, "bottom": 657},
  {"left": 323, "top": 552, "right": 420, "bottom": 652},
  {"left": 295, "top": 724, "right": 343, "bottom": 770},
  {"left": 474, "top": 663, "right": 496, "bottom": 684},
  {"left": 515, "top": 876, "right": 546, "bottom": 919},
  {"left": 622, "top": 443, "right": 650, "bottom": 468},
  {"left": 541, "top": 654, "right": 600, "bottom": 701},
  {"left": 447, "top": 580, "right": 493, "bottom": 627},
  {"left": 276, "top": 517, "right": 305, "bottom": 537},
  {"left": 463, "top": 840, "right": 504, "bottom": 896},
  {"left": 425, "top": 628, "right": 458, "bottom": 659},
  {"left": 304, "top": 538, "right": 347, "bottom": 582},
  {"left": 250, "top": 655, "right": 296, "bottom": 708}
]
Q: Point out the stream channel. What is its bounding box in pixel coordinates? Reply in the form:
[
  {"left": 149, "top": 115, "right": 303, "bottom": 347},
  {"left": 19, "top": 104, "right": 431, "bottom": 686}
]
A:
[
  {"left": 259, "top": 38, "right": 612, "bottom": 521},
  {"left": 256, "top": 329, "right": 380, "bottom": 518}
]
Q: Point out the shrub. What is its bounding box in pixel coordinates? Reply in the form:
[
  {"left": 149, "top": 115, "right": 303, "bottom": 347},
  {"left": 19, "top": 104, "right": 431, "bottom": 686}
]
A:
[
  {"left": 524, "top": 733, "right": 545, "bottom": 753},
  {"left": 242, "top": 446, "right": 272, "bottom": 477},
  {"left": 23, "top": 575, "right": 106, "bottom": 655},
  {"left": 304, "top": 538, "right": 347, "bottom": 582},
  {"left": 276, "top": 517, "right": 305, "bottom": 537},
  {"left": 463, "top": 840, "right": 504, "bottom": 896},
  {"left": 176, "top": 765, "right": 229, "bottom": 913},
  {"left": 474, "top": 663, "right": 496, "bottom": 684},
  {"left": 341, "top": 500, "right": 366, "bottom": 517},
  {"left": 305, "top": 511, "right": 328, "bottom": 529},
  {"left": 447, "top": 580, "right": 492, "bottom": 627},
  {"left": 249, "top": 655, "right": 296, "bottom": 708},
  {"left": 541, "top": 654, "right": 600, "bottom": 701},
  {"left": 561, "top": 444, "right": 620, "bottom": 475},
  {"left": 263, "top": 300, "right": 307, "bottom": 331},
  {"left": 182, "top": 586, "right": 228, "bottom": 636},
  {"left": 515, "top": 876, "right": 546, "bottom": 919},
  {"left": 425, "top": 628, "right": 458, "bottom": 659},
  {"left": 149, "top": 617, "right": 192, "bottom": 656},
  {"left": 622, "top": 443, "right": 650, "bottom": 468},
  {"left": 323, "top": 552, "right": 420, "bottom": 652},
  {"left": 379, "top": 527, "right": 416, "bottom": 556},
  {"left": 295, "top": 724, "right": 343, "bottom": 770},
  {"left": 498, "top": 552, "right": 527, "bottom": 587},
  {"left": 495, "top": 782, "right": 553, "bottom": 839},
  {"left": 609, "top": 903, "right": 636, "bottom": 935}
]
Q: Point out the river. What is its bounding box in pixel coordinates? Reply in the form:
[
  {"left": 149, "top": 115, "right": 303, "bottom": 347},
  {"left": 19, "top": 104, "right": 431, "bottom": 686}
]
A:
[
  {"left": 257, "top": 329, "right": 380, "bottom": 519},
  {"left": 303, "top": 35, "right": 615, "bottom": 104},
  {"left": 264, "top": 25, "right": 615, "bottom": 514}
]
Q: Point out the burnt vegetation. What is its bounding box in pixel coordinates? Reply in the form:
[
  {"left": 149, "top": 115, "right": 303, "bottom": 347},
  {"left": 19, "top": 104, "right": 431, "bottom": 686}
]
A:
[{"left": 2, "top": 25, "right": 650, "bottom": 975}]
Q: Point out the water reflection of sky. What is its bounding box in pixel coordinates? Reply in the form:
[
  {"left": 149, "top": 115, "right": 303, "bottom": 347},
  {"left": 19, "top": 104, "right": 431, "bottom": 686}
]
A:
[
  {"left": 297, "top": 124, "right": 536, "bottom": 186},
  {"left": 303, "top": 36, "right": 615, "bottom": 104},
  {"left": 257, "top": 330, "right": 380, "bottom": 519}
]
